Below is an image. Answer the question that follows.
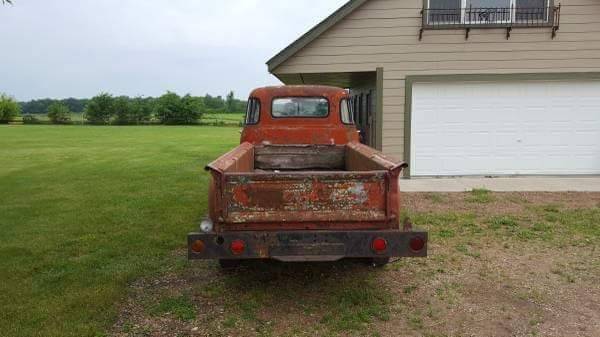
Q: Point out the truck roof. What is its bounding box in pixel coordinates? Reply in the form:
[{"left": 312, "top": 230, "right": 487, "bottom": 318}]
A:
[{"left": 250, "top": 85, "right": 347, "bottom": 97}]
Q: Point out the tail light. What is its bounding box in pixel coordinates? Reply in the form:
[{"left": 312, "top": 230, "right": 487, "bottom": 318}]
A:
[
  {"left": 191, "top": 240, "right": 205, "bottom": 253},
  {"left": 371, "top": 237, "right": 388, "bottom": 254},
  {"left": 410, "top": 236, "right": 425, "bottom": 252},
  {"left": 230, "top": 240, "right": 246, "bottom": 255}
]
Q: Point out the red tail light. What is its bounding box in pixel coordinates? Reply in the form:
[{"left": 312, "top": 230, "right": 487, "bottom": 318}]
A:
[
  {"left": 191, "top": 240, "right": 205, "bottom": 253},
  {"left": 372, "top": 237, "right": 388, "bottom": 254},
  {"left": 230, "top": 240, "right": 246, "bottom": 255},
  {"left": 410, "top": 236, "right": 425, "bottom": 252}
]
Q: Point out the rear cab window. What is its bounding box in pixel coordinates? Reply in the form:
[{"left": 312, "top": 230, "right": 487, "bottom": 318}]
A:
[{"left": 272, "top": 97, "right": 329, "bottom": 118}]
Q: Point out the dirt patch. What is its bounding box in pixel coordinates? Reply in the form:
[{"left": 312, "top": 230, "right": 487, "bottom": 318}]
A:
[
  {"left": 402, "top": 192, "right": 600, "bottom": 216},
  {"left": 112, "top": 192, "right": 600, "bottom": 337}
]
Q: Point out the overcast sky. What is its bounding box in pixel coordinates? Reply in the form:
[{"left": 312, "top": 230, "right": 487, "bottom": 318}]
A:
[{"left": 0, "top": 0, "right": 347, "bottom": 101}]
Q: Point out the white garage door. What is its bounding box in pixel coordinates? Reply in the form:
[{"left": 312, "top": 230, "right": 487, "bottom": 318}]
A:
[{"left": 411, "top": 80, "right": 600, "bottom": 176}]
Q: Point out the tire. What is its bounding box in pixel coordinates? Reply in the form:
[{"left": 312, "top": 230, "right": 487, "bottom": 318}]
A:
[
  {"left": 370, "top": 257, "right": 390, "bottom": 267},
  {"left": 218, "top": 259, "right": 241, "bottom": 269}
]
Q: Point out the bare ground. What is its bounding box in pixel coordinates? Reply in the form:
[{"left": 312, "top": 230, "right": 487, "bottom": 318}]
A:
[{"left": 112, "top": 192, "right": 600, "bottom": 337}]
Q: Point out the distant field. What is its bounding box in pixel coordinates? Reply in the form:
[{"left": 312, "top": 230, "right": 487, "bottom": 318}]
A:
[
  {"left": 23, "top": 112, "right": 244, "bottom": 126},
  {"left": 0, "top": 126, "right": 240, "bottom": 337},
  {"left": 201, "top": 112, "right": 244, "bottom": 126}
]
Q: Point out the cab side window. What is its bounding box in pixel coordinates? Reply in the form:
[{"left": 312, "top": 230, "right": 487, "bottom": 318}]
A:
[
  {"left": 340, "top": 98, "right": 354, "bottom": 125},
  {"left": 245, "top": 98, "right": 260, "bottom": 125}
]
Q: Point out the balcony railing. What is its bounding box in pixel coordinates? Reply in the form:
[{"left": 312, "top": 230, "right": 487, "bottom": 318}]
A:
[{"left": 420, "top": 5, "right": 561, "bottom": 40}]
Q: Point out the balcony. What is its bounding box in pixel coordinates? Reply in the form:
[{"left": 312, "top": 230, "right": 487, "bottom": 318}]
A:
[{"left": 420, "top": 5, "right": 561, "bottom": 40}]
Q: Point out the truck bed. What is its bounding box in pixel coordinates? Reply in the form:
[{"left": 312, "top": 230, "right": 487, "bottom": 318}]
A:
[{"left": 206, "top": 142, "right": 407, "bottom": 231}]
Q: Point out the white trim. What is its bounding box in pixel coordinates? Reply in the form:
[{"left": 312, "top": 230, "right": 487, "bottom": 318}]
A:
[
  {"left": 410, "top": 79, "right": 600, "bottom": 176},
  {"left": 426, "top": 0, "right": 551, "bottom": 25}
]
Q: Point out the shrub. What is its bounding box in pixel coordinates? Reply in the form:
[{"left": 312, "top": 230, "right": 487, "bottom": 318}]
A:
[
  {"left": 85, "top": 93, "right": 114, "bottom": 125},
  {"left": 112, "top": 96, "right": 131, "bottom": 125},
  {"left": 0, "top": 93, "right": 21, "bottom": 123},
  {"left": 47, "top": 102, "right": 72, "bottom": 124},
  {"left": 155, "top": 92, "right": 204, "bottom": 125},
  {"left": 129, "top": 97, "right": 153, "bottom": 125}
]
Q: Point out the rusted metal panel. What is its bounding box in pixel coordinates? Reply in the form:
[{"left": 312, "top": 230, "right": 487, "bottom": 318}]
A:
[
  {"left": 241, "top": 86, "right": 360, "bottom": 146},
  {"left": 345, "top": 141, "right": 408, "bottom": 224},
  {"left": 255, "top": 144, "right": 345, "bottom": 170},
  {"left": 205, "top": 142, "right": 254, "bottom": 174},
  {"left": 204, "top": 142, "right": 409, "bottom": 232},
  {"left": 223, "top": 171, "right": 388, "bottom": 224},
  {"left": 345, "top": 141, "right": 407, "bottom": 172},
  {"left": 214, "top": 221, "right": 392, "bottom": 232},
  {"left": 188, "top": 229, "right": 428, "bottom": 261}
]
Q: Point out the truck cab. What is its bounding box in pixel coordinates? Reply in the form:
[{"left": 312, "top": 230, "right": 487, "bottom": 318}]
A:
[
  {"left": 188, "top": 86, "right": 427, "bottom": 267},
  {"left": 241, "top": 86, "right": 359, "bottom": 146}
]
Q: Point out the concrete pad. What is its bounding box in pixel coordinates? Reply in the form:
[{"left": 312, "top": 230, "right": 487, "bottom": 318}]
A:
[{"left": 400, "top": 177, "right": 600, "bottom": 192}]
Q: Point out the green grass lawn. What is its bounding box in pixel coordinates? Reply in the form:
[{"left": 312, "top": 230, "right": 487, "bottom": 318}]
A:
[
  {"left": 0, "top": 125, "right": 240, "bottom": 337},
  {"left": 201, "top": 112, "right": 244, "bottom": 126}
]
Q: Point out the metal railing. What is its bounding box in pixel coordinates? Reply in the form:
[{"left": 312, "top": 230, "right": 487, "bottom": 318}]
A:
[{"left": 420, "top": 5, "right": 561, "bottom": 39}]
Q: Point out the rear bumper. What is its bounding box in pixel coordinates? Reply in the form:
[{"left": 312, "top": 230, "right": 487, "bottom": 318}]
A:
[{"left": 188, "top": 229, "right": 428, "bottom": 262}]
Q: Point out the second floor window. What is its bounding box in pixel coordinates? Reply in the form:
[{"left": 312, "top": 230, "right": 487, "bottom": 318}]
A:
[{"left": 427, "top": 0, "right": 551, "bottom": 26}]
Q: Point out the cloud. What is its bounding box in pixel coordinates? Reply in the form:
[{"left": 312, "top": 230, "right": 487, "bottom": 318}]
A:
[{"left": 0, "top": 0, "right": 346, "bottom": 100}]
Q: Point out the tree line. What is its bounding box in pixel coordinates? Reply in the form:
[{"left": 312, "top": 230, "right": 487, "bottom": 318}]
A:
[{"left": 8, "top": 91, "right": 247, "bottom": 125}]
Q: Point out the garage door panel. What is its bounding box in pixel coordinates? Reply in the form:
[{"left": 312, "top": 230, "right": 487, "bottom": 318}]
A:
[{"left": 411, "top": 80, "right": 600, "bottom": 176}]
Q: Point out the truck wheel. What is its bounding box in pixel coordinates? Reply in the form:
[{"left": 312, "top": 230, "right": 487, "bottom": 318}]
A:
[
  {"left": 370, "top": 257, "right": 390, "bottom": 267},
  {"left": 218, "top": 259, "right": 241, "bottom": 269}
]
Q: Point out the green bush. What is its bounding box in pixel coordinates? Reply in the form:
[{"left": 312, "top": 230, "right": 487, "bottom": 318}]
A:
[
  {"left": 23, "top": 115, "right": 41, "bottom": 124},
  {"left": 112, "top": 96, "right": 131, "bottom": 125},
  {"left": 0, "top": 93, "right": 21, "bottom": 123},
  {"left": 85, "top": 93, "right": 114, "bottom": 125},
  {"left": 47, "top": 102, "right": 72, "bottom": 124},
  {"left": 154, "top": 92, "right": 204, "bottom": 125},
  {"left": 129, "top": 97, "right": 153, "bottom": 125}
]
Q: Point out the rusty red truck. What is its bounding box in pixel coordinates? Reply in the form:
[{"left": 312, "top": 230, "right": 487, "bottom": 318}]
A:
[{"left": 188, "top": 85, "right": 427, "bottom": 267}]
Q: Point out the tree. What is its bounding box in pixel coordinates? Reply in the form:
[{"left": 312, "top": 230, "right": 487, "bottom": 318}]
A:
[
  {"left": 112, "top": 96, "right": 131, "bottom": 125},
  {"left": 0, "top": 93, "right": 21, "bottom": 122},
  {"left": 203, "top": 94, "right": 225, "bottom": 112},
  {"left": 225, "top": 91, "right": 235, "bottom": 113},
  {"left": 181, "top": 94, "right": 204, "bottom": 124},
  {"left": 47, "top": 102, "right": 71, "bottom": 124},
  {"left": 129, "top": 97, "right": 153, "bottom": 125},
  {"left": 2, "top": 1, "right": 13, "bottom": 5},
  {"left": 154, "top": 92, "right": 180, "bottom": 124},
  {"left": 85, "top": 93, "right": 114, "bottom": 125},
  {"left": 155, "top": 92, "right": 203, "bottom": 125},
  {"left": 21, "top": 98, "right": 89, "bottom": 114}
]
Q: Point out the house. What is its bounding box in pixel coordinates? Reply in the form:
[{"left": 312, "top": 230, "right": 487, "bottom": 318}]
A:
[{"left": 267, "top": 0, "right": 600, "bottom": 177}]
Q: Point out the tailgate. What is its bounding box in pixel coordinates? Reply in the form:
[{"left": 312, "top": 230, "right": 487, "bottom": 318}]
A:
[{"left": 222, "top": 171, "right": 389, "bottom": 224}]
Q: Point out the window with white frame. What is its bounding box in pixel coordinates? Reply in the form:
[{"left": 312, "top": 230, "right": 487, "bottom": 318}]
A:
[{"left": 427, "top": 0, "right": 551, "bottom": 25}]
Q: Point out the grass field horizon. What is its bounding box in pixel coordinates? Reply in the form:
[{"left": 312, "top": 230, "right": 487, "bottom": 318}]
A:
[
  {"left": 20, "top": 112, "right": 245, "bottom": 127},
  {"left": 0, "top": 125, "right": 240, "bottom": 337}
]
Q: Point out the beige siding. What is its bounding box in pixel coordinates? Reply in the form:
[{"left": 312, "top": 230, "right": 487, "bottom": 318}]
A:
[{"left": 272, "top": 0, "right": 600, "bottom": 160}]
